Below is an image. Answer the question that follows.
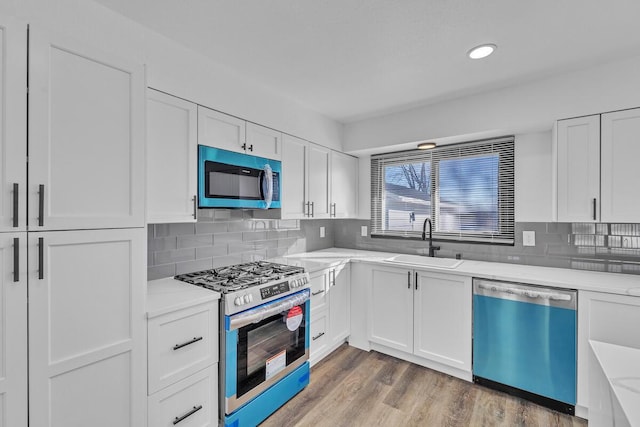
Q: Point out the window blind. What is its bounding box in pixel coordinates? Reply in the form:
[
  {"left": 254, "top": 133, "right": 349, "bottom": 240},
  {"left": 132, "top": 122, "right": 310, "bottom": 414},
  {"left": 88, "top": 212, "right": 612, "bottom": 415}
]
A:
[{"left": 371, "top": 136, "right": 514, "bottom": 244}]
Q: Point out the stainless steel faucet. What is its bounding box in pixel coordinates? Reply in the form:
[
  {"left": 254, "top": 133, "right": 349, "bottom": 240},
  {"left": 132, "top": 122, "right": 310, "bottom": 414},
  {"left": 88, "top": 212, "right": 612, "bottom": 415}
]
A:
[{"left": 422, "top": 218, "right": 440, "bottom": 257}]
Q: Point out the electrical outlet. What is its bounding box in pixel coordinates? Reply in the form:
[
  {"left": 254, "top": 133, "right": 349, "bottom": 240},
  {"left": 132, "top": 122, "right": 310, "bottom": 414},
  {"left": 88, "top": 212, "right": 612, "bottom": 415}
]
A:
[
  {"left": 361, "top": 226, "right": 368, "bottom": 237},
  {"left": 320, "top": 226, "right": 325, "bottom": 238},
  {"left": 523, "top": 231, "right": 536, "bottom": 247}
]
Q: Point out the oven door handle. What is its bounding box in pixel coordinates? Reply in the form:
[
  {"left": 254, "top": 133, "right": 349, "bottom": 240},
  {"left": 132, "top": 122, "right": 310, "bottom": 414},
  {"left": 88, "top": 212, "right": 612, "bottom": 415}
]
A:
[{"left": 228, "top": 290, "right": 309, "bottom": 331}]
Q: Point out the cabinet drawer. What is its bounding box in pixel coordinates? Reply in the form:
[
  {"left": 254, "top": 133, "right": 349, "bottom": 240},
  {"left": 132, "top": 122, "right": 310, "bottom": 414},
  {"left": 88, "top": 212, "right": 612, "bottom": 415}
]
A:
[
  {"left": 148, "top": 365, "right": 218, "bottom": 427},
  {"left": 310, "top": 310, "right": 328, "bottom": 364},
  {"left": 148, "top": 302, "right": 218, "bottom": 394},
  {"left": 309, "top": 270, "right": 328, "bottom": 312}
]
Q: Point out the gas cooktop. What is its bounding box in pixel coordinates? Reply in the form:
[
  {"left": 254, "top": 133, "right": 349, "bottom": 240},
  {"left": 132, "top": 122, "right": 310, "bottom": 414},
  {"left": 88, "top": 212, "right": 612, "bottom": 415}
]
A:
[{"left": 174, "top": 261, "right": 305, "bottom": 293}]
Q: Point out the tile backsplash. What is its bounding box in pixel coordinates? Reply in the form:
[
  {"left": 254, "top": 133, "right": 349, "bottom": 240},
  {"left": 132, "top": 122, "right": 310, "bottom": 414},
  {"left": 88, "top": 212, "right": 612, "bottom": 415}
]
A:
[
  {"left": 333, "top": 220, "right": 640, "bottom": 275},
  {"left": 149, "top": 213, "right": 640, "bottom": 279},
  {"left": 147, "top": 209, "right": 335, "bottom": 280}
]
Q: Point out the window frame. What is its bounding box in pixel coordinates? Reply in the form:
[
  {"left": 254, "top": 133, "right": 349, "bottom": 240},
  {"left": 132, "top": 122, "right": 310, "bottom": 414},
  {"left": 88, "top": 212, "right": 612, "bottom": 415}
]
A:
[{"left": 370, "top": 136, "right": 515, "bottom": 245}]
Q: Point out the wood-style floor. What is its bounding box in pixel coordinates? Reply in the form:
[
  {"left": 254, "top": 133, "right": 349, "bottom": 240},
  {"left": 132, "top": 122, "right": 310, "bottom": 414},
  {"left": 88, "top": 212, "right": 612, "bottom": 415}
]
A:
[{"left": 261, "top": 344, "right": 587, "bottom": 427}]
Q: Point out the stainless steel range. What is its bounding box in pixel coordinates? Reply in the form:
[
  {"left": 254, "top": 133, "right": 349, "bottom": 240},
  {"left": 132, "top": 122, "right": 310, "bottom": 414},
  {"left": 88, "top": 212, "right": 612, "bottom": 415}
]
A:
[{"left": 175, "top": 261, "right": 311, "bottom": 427}]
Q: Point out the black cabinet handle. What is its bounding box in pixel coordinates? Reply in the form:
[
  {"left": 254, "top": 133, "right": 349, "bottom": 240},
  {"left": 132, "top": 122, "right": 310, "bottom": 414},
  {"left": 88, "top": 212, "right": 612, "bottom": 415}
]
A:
[
  {"left": 248, "top": 144, "right": 253, "bottom": 152},
  {"left": 312, "top": 332, "right": 325, "bottom": 341},
  {"left": 415, "top": 272, "right": 418, "bottom": 290},
  {"left": 173, "top": 405, "right": 202, "bottom": 425},
  {"left": 592, "top": 198, "right": 597, "bottom": 221},
  {"left": 38, "top": 237, "right": 44, "bottom": 280},
  {"left": 311, "top": 289, "right": 325, "bottom": 296},
  {"left": 310, "top": 202, "right": 314, "bottom": 217},
  {"left": 407, "top": 271, "right": 411, "bottom": 289},
  {"left": 241, "top": 143, "right": 247, "bottom": 151},
  {"left": 13, "top": 238, "right": 19, "bottom": 282},
  {"left": 173, "top": 336, "right": 203, "bottom": 351},
  {"left": 38, "top": 184, "right": 44, "bottom": 226},
  {"left": 304, "top": 201, "right": 310, "bottom": 217},
  {"left": 12, "top": 183, "right": 18, "bottom": 227},
  {"left": 192, "top": 195, "right": 197, "bottom": 220}
]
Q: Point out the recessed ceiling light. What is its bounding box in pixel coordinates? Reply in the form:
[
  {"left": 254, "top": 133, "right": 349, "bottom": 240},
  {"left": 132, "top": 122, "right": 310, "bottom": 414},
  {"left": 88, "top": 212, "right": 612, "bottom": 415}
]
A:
[
  {"left": 467, "top": 44, "right": 497, "bottom": 59},
  {"left": 417, "top": 142, "right": 437, "bottom": 150}
]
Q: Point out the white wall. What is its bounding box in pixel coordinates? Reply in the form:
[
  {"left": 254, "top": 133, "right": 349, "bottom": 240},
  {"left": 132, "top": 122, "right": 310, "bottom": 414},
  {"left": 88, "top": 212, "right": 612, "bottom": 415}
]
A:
[
  {"left": 344, "top": 55, "right": 640, "bottom": 153},
  {"left": 1, "top": 0, "right": 343, "bottom": 150},
  {"left": 514, "top": 131, "right": 553, "bottom": 222}
]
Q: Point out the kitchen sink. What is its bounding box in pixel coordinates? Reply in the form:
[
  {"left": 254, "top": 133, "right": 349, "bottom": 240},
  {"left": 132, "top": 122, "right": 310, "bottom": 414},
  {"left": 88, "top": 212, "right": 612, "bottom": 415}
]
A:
[{"left": 383, "top": 254, "right": 463, "bottom": 269}]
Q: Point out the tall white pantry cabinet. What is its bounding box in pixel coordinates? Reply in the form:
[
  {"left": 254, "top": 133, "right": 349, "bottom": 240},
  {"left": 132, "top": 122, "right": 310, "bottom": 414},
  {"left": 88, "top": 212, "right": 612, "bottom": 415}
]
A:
[{"left": 0, "top": 17, "right": 146, "bottom": 427}]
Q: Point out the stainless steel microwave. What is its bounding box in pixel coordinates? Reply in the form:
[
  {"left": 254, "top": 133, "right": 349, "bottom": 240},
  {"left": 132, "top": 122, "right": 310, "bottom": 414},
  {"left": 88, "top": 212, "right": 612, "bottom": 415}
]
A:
[{"left": 198, "top": 145, "right": 281, "bottom": 209}]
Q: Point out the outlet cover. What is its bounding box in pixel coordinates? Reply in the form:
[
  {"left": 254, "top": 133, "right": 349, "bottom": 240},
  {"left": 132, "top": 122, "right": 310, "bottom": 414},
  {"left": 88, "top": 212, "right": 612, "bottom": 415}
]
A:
[
  {"left": 361, "top": 226, "right": 368, "bottom": 237},
  {"left": 320, "top": 226, "right": 325, "bottom": 238},
  {"left": 523, "top": 231, "right": 536, "bottom": 247}
]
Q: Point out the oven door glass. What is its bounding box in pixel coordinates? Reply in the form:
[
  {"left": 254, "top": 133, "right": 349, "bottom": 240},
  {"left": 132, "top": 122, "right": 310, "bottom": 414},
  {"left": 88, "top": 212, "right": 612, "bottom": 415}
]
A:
[{"left": 236, "top": 305, "right": 306, "bottom": 398}]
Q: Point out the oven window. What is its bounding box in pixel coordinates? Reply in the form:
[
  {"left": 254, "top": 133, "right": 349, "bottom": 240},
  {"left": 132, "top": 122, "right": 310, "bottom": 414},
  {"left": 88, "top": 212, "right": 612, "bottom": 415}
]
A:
[{"left": 236, "top": 306, "right": 306, "bottom": 398}]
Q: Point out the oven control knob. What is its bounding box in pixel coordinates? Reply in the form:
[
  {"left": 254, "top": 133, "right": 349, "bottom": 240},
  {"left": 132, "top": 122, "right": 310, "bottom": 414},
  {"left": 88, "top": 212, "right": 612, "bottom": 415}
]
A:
[
  {"left": 291, "top": 280, "right": 297, "bottom": 288},
  {"left": 243, "top": 295, "right": 251, "bottom": 304},
  {"left": 303, "top": 276, "right": 308, "bottom": 284},
  {"left": 248, "top": 294, "right": 253, "bottom": 302},
  {"left": 234, "top": 297, "right": 243, "bottom": 306}
]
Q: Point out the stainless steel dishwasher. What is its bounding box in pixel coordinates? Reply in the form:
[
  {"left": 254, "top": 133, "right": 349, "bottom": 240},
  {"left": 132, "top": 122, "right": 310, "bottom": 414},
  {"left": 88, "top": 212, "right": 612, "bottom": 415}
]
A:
[{"left": 472, "top": 278, "right": 577, "bottom": 415}]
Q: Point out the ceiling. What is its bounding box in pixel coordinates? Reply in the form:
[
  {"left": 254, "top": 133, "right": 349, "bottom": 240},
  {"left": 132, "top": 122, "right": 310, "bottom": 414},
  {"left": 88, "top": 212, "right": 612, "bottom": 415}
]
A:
[{"left": 94, "top": 0, "right": 640, "bottom": 123}]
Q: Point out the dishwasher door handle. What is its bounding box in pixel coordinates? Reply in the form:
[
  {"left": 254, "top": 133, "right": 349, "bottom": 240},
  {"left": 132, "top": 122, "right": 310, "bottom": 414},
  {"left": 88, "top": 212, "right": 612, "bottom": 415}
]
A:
[
  {"left": 477, "top": 283, "right": 570, "bottom": 301},
  {"left": 474, "top": 280, "right": 576, "bottom": 309}
]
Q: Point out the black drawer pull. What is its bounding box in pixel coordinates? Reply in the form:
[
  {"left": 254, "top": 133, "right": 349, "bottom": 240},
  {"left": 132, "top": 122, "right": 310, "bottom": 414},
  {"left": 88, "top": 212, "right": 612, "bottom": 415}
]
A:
[
  {"left": 173, "top": 336, "right": 203, "bottom": 351},
  {"left": 13, "top": 238, "right": 19, "bottom": 282},
  {"left": 312, "top": 332, "right": 325, "bottom": 341},
  {"left": 38, "top": 184, "right": 44, "bottom": 226},
  {"left": 311, "top": 289, "right": 325, "bottom": 296},
  {"left": 38, "top": 237, "right": 44, "bottom": 280},
  {"left": 12, "top": 183, "right": 18, "bottom": 227},
  {"left": 173, "top": 405, "right": 202, "bottom": 425}
]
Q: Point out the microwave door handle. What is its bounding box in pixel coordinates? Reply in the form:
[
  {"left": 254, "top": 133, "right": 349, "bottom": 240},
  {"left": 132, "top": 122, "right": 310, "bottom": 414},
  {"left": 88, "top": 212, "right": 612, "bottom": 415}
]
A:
[{"left": 259, "top": 165, "right": 273, "bottom": 209}]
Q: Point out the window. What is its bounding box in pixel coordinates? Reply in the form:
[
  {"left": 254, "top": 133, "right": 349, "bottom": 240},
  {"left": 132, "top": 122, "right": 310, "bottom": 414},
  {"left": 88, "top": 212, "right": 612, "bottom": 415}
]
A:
[{"left": 371, "top": 137, "right": 514, "bottom": 244}]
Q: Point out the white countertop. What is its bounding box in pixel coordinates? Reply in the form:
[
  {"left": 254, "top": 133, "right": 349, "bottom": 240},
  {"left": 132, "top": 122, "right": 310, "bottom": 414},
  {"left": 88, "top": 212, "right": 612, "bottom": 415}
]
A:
[
  {"left": 589, "top": 340, "right": 640, "bottom": 426},
  {"left": 147, "top": 277, "right": 220, "bottom": 318},
  {"left": 283, "top": 248, "right": 640, "bottom": 296}
]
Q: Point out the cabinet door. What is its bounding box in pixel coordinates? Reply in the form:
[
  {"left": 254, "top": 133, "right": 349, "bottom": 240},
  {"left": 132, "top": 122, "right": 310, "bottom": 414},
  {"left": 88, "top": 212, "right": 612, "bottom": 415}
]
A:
[
  {"left": 310, "top": 309, "right": 329, "bottom": 365},
  {"left": 147, "top": 90, "right": 197, "bottom": 224},
  {"left": 414, "top": 271, "right": 471, "bottom": 371},
  {"left": 309, "top": 269, "right": 328, "bottom": 313},
  {"left": 556, "top": 115, "right": 600, "bottom": 222},
  {"left": 329, "top": 264, "right": 350, "bottom": 345},
  {"left": 0, "top": 233, "right": 27, "bottom": 427},
  {"left": 601, "top": 108, "right": 640, "bottom": 222},
  {"left": 368, "top": 265, "right": 413, "bottom": 353},
  {"left": 577, "top": 291, "right": 640, "bottom": 412},
  {"left": 330, "top": 151, "right": 358, "bottom": 218},
  {"left": 307, "top": 143, "right": 330, "bottom": 218},
  {"left": 0, "top": 18, "right": 26, "bottom": 232},
  {"left": 148, "top": 365, "right": 217, "bottom": 427},
  {"left": 246, "top": 122, "right": 281, "bottom": 160},
  {"left": 281, "top": 134, "right": 307, "bottom": 219},
  {"left": 28, "top": 27, "right": 145, "bottom": 230},
  {"left": 29, "top": 228, "right": 146, "bottom": 427},
  {"left": 198, "top": 106, "right": 246, "bottom": 154}
]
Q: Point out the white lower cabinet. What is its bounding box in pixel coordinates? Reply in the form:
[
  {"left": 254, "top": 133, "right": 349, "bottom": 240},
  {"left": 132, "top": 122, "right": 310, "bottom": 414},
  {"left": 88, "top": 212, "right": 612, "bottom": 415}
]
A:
[
  {"left": 577, "top": 290, "right": 640, "bottom": 418},
  {"left": 367, "top": 264, "right": 472, "bottom": 379},
  {"left": 148, "top": 365, "right": 218, "bottom": 427},
  {"left": 147, "top": 298, "right": 219, "bottom": 427},
  {"left": 29, "top": 228, "right": 146, "bottom": 427},
  {"left": 309, "top": 264, "right": 351, "bottom": 365}
]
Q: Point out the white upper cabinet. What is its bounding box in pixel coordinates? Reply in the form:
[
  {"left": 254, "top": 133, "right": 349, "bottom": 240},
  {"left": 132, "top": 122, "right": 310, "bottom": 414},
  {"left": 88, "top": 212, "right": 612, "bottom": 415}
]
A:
[
  {"left": 330, "top": 151, "right": 358, "bottom": 218},
  {"left": 0, "top": 233, "right": 28, "bottom": 427},
  {"left": 246, "top": 122, "right": 281, "bottom": 160},
  {"left": 147, "top": 90, "right": 197, "bottom": 224},
  {"left": 307, "top": 143, "right": 331, "bottom": 218},
  {"left": 556, "top": 108, "right": 640, "bottom": 223},
  {"left": 198, "top": 106, "right": 281, "bottom": 160},
  {"left": 198, "top": 106, "right": 246, "bottom": 154},
  {"left": 556, "top": 115, "right": 601, "bottom": 222},
  {"left": 28, "top": 27, "right": 145, "bottom": 230},
  {"left": 600, "top": 108, "right": 640, "bottom": 223},
  {"left": 281, "top": 134, "right": 308, "bottom": 219},
  {"left": 0, "top": 18, "right": 26, "bottom": 232}
]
